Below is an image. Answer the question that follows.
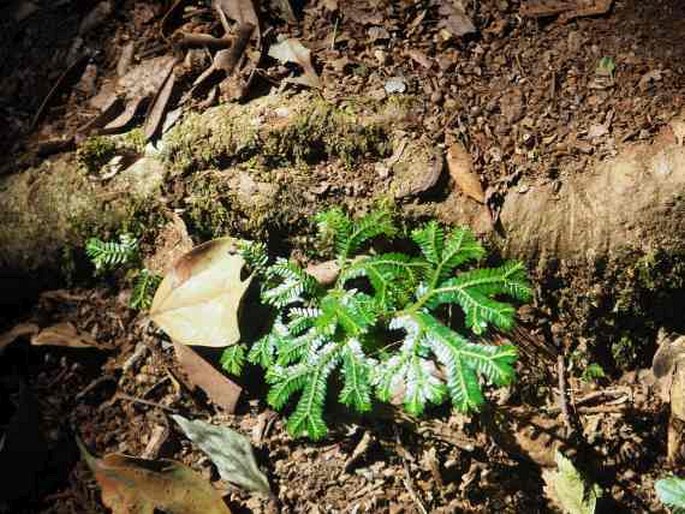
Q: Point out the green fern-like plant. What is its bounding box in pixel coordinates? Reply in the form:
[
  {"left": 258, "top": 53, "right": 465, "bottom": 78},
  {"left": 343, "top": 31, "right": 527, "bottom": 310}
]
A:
[
  {"left": 225, "top": 208, "right": 532, "bottom": 439},
  {"left": 86, "top": 233, "right": 139, "bottom": 272},
  {"left": 129, "top": 268, "right": 162, "bottom": 310}
]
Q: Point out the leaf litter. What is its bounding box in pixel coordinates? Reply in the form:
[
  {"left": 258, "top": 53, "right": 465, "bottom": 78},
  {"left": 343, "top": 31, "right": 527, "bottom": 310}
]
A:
[
  {"left": 76, "top": 435, "right": 231, "bottom": 514},
  {"left": 4, "top": 0, "right": 685, "bottom": 511},
  {"left": 172, "top": 415, "right": 272, "bottom": 496}
]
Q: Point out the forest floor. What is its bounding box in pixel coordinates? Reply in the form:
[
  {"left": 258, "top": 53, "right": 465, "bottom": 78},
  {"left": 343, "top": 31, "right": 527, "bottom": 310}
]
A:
[{"left": 1, "top": 0, "right": 684, "bottom": 512}]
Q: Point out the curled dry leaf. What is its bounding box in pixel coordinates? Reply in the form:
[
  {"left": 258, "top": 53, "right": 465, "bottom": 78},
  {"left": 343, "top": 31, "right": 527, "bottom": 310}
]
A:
[
  {"left": 31, "top": 322, "right": 100, "bottom": 348},
  {"left": 268, "top": 38, "right": 321, "bottom": 89},
  {"left": 0, "top": 322, "right": 39, "bottom": 354},
  {"left": 172, "top": 415, "right": 272, "bottom": 496},
  {"left": 76, "top": 436, "right": 231, "bottom": 514},
  {"left": 150, "top": 238, "right": 252, "bottom": 348},
  {"left": 174, "top": 342, "right": 242, "bottom": 413},
  {"left": 446, "top": 140, "right": 485, "bottom": 203}
]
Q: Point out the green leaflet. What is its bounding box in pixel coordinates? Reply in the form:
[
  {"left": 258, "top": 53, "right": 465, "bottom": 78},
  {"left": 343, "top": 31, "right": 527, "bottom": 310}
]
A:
[
  {"left": 86, "top": 233, "right": 138, "bottom": 272},
  {"left": 656, "top": 476, "right": 685, "bottom": 514},
  {"left": 338, "top": 339, "right": 373, "bottom": 412},
  {"left": 238, "top": 208, "right": 531, "bottom": 439}
]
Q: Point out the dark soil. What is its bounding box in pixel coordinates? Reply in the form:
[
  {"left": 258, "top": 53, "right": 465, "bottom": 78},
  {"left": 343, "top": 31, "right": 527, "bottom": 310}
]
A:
[{"left": 1, "top": 0, "right": 683, "bottom": 512}]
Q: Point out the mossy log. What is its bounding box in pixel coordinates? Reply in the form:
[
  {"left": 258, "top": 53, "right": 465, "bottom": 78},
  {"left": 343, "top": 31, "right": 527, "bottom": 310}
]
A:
[{"left": 2, "top": 94, "right": 685, "bottom": 356}]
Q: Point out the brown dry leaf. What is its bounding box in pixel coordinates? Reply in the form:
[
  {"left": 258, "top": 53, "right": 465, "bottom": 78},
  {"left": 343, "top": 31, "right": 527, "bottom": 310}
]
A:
[
  {"left": 174, "top": 342, "right": 242, "bottom": 413},
  {"left": 76, "top": 436, "right": 231, "bottom": 514},
  {"left": 520, "top": 0, "right": 612, "bottom": 20},
  {"left": 215, "top": 0, "right": 261, "bottom": 42},
  {"left": 145, "top": 213, "right": 194, "bottom": 276},
  {"left": 438, "top": 0, "right": 476, "bottom": 37},
  {"left": 144, "top": 64, "right": 177, "bottom": 140},
  {"left": 305, "top": 260, "right": 340, "bottom": 286},
  {"left": 268, "top": 38, "right": 321, "bottom": 89},
  {"left": 31, "top": 322, "right": 99, "bottom": 348},
  {"left": 150, "top": 238, "right": 251, "bottom": 348},
  {"left": 0, "top": 322, "right": 39, "bottom": 354},
  {"left": 446, "top": 141, "right": 485, "bottom": 203}
]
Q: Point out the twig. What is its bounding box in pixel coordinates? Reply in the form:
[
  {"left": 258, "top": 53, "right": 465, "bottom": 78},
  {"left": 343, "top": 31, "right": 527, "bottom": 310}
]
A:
[
  {"left": 557, "top": 353, "right": 572, "bottom": 435},
  {"left": 116, "top": 393, "right": 179, "bottom": 413},
  {"left": 394, "top": 427, "right": 428, "bottom": 514},
  {"left": 74, "top": 374, "right": 117, "bottom": 402}
]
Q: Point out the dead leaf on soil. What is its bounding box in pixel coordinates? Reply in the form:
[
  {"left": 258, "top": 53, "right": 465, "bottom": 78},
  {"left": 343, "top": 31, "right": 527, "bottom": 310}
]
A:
[
  {"left": 76, "top": 436, "right": 231, "bottom": 514},
  {"left": 0, "top": 322, "right": 39, "bottom": 354},
  {"left": 520, "top": 0, "right": 612, "bottom": 21},
  {"left": 446, "top": 140, "right": 486, "bottom": 203},
  {"left": 30, "top": 322, "right": 100, "bottom": 349},
  {"left": 144, "top": 64, "right": 177, "bottom": 140},
  {"left": 437, "top": 0, "right": 476, "bottom": 38},
  {"left": 542, "top": 451, "right": 601, "bottom": 514},
  {"left": 268, "top": 38, "right": 321, "bottom": 89},
  {"left": 174, "top": 342, "right": 242, "bottom": 413},
  {"left": 145, "top": 213, "right": 194, "bottom": 276},
  {"left": 215, "top": 0, "right": 261, "bottom": 43},
  {"left": 306, "top": 260, "right": 340, "bottom": 286},
  {"left": 172, "top": 415, "right": 271, "bottom": 496},
  {"left": 150, "top": 238, "right": 251, "bottom": 348}
]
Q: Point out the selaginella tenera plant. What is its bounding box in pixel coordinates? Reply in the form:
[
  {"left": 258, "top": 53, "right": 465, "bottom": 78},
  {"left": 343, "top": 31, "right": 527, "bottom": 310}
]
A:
[{"left": 221, "top": 208, "right": 532, "bottom": 440}]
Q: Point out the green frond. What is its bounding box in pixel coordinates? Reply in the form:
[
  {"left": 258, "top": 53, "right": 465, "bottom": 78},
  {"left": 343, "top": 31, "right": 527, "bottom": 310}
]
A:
[
  {"left": 403, "top": 355, "right": 447, "bottom": 416},
  {"left": 416, "top": 312, "right": 517, "bottom": 411},
  {"left": 411, "top": 221, "right": 444, "bottom": 265},
  {"left": 374, "top": 354, "right": 409, "bottom": 403},
  {"left": 265, "top": 363, "right": 310, "bottom": 410},
  {"left": 341, "top": 253, "right": 428, "bottom": 310},
  {"left": 248, "top": 322, "right": 288, "bottom": 368},
  {"left": 262, "top": 258, "right": 320, "bottom": 307},
  {"left": 344, "top": 209, "right": 396, "bottom": 256},
  {"left": 238, "top": 239, "right": 268, "bottom": 275},
  {"left": 338, "top": 339, "right": 373, "bottom": 413},
  {"left": 275, "top": 329, "right": 323, "bottom": 367},
  {"left": 316, "top": 207, "right": 395, "bottom": 262},
  {"left": 129, "top": 268, "right": 162, "bottom": 310},
  {"left": 220, "top": 344, "right": 247, "bottom": 375},
  {"left": 284, "top": 345, "right": 341, "bottom": 440},
  {"left": 438, "top": 227, "right": 486, "bottom": 279},
  {"left": 426, "top": 262, "right": 531, "bottom": 334},
  {"left": 287, "top": 307, "right": 322, "bottom": 335},
  {"left": 86, "top": 233, "right": 138, "bottom": 271},
  {"left": 318, "top": 291, "right": 377, "bottom": 337},
  {"left": 452, "top": 261, "right": 532, "bottom": 301}
]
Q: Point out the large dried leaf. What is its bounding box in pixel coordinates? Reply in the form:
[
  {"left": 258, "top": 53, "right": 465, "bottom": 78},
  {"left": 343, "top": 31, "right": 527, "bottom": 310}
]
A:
[
  {"left": 77, "top": 437, "right": 231, "bottom": 514},
  {"left": 268, "top": 38, "right": 321, "bottom": 89},
  {"left": 150, "top": 238, "right": 251, "bottom": 347},
  {"left": 172, "top": 415, "right": 271, "bottom": 496},
  {"left": 543, "top": 451, "right": 601, "bottom": 514},
  {"left": 174, "top": 342, "right": 242, "bottom": 413},
  {"left": 446, "top": 141, "right": 485, "bottom": 203}
]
